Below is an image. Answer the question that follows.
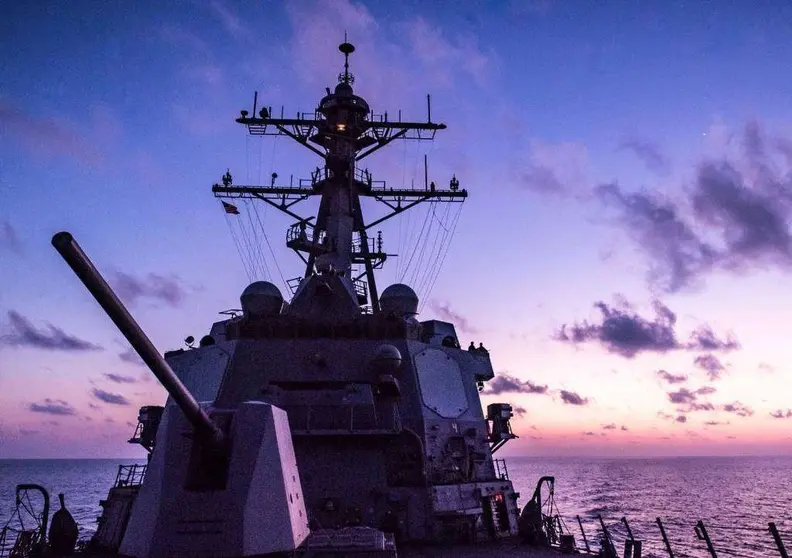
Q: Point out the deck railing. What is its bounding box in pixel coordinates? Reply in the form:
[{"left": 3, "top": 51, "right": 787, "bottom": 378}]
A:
[
  {"left": 114, "top": 464, "right": 147, "bottom": 488},
  {"left": 564, "top": 513, "right": 791, "bottom": 558}
]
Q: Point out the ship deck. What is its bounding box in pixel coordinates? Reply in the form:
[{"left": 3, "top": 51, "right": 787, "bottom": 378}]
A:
[
  {"left": 76, "top": 548, "right": 584, "bottom": 558},
  {"left": 399, "top": 540, "right": 585, "bottom": 557},
  {"left": 71, "top": 539, "right": 590, "bottom": 558}
]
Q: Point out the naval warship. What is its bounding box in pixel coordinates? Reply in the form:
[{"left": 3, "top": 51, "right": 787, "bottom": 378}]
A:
[
  {"left": 1, "top": 42, "right": 610, "bottom": 558},
  {"left": 4, "top": 39, "right": 790, "bottom": 558}
]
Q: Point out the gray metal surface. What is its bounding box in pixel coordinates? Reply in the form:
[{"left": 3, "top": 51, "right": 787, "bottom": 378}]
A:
[{"left": 415, "top": 348, "right": 469, "bottom": 418}]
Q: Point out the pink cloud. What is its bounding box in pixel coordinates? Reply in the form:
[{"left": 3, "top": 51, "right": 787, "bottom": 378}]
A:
[
  {"left": 404, "top": 17, "right": 493, "bottom": 88},
  {"left": 515, "top": 140, "right": 589, "bottom": 195},
  {"left": 0, "top": 99, "right": 102, "bottom": 165},
  {"left": 284, "top": 0, "right": 493, "bottom": 111},
  {"left": 207, "top": 0, "right": 251, "bottom": 39}
]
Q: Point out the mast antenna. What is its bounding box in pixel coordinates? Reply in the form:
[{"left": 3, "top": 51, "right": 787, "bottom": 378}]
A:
[
  {"left": 220, "top": 41, "right": 465, "bottom": 312},
  {"left": 339, "top": 33, "right": 355, "bottom": 84}
]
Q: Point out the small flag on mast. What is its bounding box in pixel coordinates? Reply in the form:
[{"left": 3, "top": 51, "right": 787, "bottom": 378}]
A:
[{"left": 222, "top": 201, "right": 240, "bottom": 215}]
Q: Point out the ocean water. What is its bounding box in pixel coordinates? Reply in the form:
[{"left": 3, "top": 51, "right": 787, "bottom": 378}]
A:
[
  {"left": 1, "top": 457, "right": 790, "bottom": 557},
  {"left": 507, "top": 456, "right": 792, "bottom": 558}
]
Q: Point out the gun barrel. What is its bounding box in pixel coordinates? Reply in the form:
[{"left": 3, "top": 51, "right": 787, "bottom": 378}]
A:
[{"left": 51, "top": 232, "right": 224, "bottom": 444}]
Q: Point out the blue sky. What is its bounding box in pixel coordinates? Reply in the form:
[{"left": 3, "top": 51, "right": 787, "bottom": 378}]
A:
[{"left": 2, "top": 0, "right": 792, "bottom": 458}]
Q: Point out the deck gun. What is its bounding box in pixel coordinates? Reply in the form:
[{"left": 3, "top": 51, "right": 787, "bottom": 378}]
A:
[
  {"left": 52, "top": 232, "right": 223, "bottom": 445},
  {"left": 51, "top": 232, "right": 310, "bottom": 557}
]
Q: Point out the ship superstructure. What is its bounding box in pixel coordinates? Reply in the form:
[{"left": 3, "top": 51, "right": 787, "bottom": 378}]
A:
[{"left": 200, "top": 40, "right": 523, "bottom": 546}]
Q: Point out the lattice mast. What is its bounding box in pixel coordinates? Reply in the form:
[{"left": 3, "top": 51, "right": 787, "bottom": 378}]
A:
[{"left": 213, "top": 41, "right": 466, "bottom": 312}]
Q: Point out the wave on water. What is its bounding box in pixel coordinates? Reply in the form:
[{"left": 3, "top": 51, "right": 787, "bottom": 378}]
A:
[{"left": 1, "top": 456, "right": 790, "bottom": 557}]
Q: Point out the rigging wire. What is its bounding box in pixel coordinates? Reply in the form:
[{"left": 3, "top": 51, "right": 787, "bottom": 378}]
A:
[
  {"left": 250, "top": 199, "right": 289, "bottom": 293},
  {"left": 396, "top": 138, "right": 409, "bottom": 280},
  {"left": 237, "top": 204, "right": 264, "bottom": 279},
  {"left": 415, "top": 201, "right": 452, "bottom": 299},
  {"left": 404, "top": 201, "right": 434, "bottom": 287},
  {"left": 414, "top": 202, "right": 443, "bottom": 295},
  {"left": 227, "top": 132, "right": 290, "bottom": 285},
  {"left": 224, "top": 210, "right": 253, "bottom": 282},
  {"left": 246, "top": 198, "right": 271, "bottom": 279},
  {"left": 228, "top": 135, "right": 259, "bottom": 280},
  {"left": 419, "top": 203, "right": 462, "bottom": 312},
  {"left": 398, "top": 140, "right": 431, "bottom": 283}
]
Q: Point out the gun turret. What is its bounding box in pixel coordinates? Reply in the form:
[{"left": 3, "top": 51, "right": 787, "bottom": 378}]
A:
[{"left": 51, "top": 232, "right": 224, "bottom": 445}]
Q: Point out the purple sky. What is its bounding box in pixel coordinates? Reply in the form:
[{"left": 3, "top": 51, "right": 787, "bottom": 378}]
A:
[{"left": 2, "top": 0, "right": 792, "bottom": 458}]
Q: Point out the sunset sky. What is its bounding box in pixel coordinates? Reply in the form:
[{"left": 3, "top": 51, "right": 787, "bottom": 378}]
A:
[{"left": 2, "top": 0, "right": 792, "bottom": 458}]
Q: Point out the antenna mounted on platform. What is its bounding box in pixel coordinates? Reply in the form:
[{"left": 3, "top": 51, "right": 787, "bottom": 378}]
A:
[
  {"left": 339, "top": 34, "right": 355, "bottom": 85},
  {"left": 219, "top": 40, "right": 465, "bottom": 313}
]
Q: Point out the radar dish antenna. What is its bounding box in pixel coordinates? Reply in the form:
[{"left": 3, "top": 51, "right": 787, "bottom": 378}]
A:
[{"left": 339, "top": 35, "right": 355, "bottom": 85}]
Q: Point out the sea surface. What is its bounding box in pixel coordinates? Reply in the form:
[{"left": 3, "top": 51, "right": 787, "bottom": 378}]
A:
[{"left": 1, "top": 456, "right": 790, "bottom": 557}]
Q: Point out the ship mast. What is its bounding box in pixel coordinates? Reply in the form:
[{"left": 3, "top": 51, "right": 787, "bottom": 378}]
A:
[{"left": 213, "top": 41, "right": 466, "bottom": 313}]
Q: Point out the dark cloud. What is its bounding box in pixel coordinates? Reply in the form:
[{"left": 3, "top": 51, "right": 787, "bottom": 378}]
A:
[
  {"left": 693, "top": 161, "right": 792, "bottom": 267},
  {"left": 118, "top": 346, "right": 145, "bottom": 366},
  {"left": 602, "top": 423, "right": 617, "bottom": 430},
  {"left": 583, "top": 431, "right": 596, "bottom": 436},
  {"left": 29, "top": 398, "right": 76, "bottom": 416},
  {"left": 19, "top": 428, "right": 40, "bottom": 435},
  {"left": 484, "top": 374, "right": 548, "bottom": 395},
  {"left": 657, "top": 370, "right": 687, "bottom": 384},
  {"left": 722, "top": 401, "right": 754, "bottom": 417},
  {"left": 104, "top": 373, "right": 137, "bottom": 384},
  {"left": 675, "top": 415, "right": 687, "bottom": 423},
  {"left": 668, "top": 388, "right": 697, "bottom": 405},
  {"left": 0, "top": 221, "right": 23, "bottom": 255},
  {"left": 668, "top": 385, "right": 717, "bottom": 413},
  {"left": 620, "top": 136, "right": 670, "bottom": 175},
  {"left": 555, "top": 299, "right": 738, "bottom": 358},
  {"left": 596, "top": 184, "right": 717, "bottom": 292},
  {"left": 111, "top": 271, "right": 187, "bottom": 308},
  {"left": 770, "top": 409, "right": 792, "bottom": 419},
  {"left": 694, "top": 354, "right": 726, "bottom": 380},
  {"left": 559, "top": 390, "right": 588, "bottom": 406},
  {"left": 688, "top": 326, "right": 740, "bottom": 352},
  {"left": 1, "top": 311, "right": 102, "bottom": 352},
  {"left": 91, "top": 388, "right": 130, "bottom": 406},
  {"left": 621, "top": 425, "right": 628, "bottom": 431},
  {"left": 514, "top": 406, "right": 527, "bottom": 417},
  {"left": 704, "top": 421, "right": 729, "bottom": 426},
  {"left": 556, "top": 300, "right": 677, "bottom": 358},
  {"left": 685, "top": 402, "right": 715, "bottom": 412},
  {"left": 599, "top": 122, "right": 792, "bottom": 292}
]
